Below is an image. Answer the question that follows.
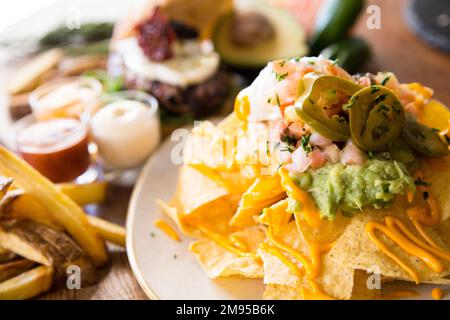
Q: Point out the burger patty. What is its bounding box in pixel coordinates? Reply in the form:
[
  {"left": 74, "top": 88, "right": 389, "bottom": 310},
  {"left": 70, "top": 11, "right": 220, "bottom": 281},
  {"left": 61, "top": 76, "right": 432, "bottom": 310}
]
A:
[{"left": 125, "top": 69, "right": 230, "bottom": 117}]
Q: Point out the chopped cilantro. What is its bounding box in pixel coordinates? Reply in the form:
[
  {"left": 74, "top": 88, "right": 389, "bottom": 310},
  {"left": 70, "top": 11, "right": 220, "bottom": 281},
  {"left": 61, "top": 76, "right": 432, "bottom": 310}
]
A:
[
  {"left": 281, "top": 135, "right": 297, "bottom": 146},
  {"left": 275, "top": 94, "right": 281, "bottom": 107},
  {"left": 301, "top": 134, "right": 312, "bottom": 154},
  {"left": 275, "top": 72, "right": 288, "bottom": 81}
]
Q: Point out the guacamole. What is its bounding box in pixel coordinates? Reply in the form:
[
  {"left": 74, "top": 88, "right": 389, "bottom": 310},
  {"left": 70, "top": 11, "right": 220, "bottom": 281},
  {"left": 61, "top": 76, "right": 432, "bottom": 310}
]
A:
[{"left": 289, "top": 160, "right": 415, "bottom": 219}]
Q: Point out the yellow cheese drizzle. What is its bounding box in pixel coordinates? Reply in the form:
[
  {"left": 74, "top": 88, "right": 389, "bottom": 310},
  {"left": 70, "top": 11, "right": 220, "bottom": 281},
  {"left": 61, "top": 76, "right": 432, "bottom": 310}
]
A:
[
  {"left": 259, "top": 242, "right": 302, "bottom": 278},
  {"left": 366, "top": 173, "right": 450, "bottom": 284},
  {"left": 431, "top": 288, "right": 444, "bottom": 300},
  {"left": 261, "top": 206, "right": 335, "bottom": 299},
  {"left": 258, "top": 243, "right": 335, "bottom": 300},
  {"left": 229, "top": 234, "right": 249, "bottom": 252},
  {"left": 278, "top": 168, "right": 322, "bottom": 228},
  {"left": 234, "top": 95, "right": 250, "bottom": 130},
  {"left": 189, "top": 164, "right": 232, "bottom": 191},
  {"left": 196, "top": 225, "right": 260, "bottom": 261},
  {"left": 154, "top": 219, "right": 181, "bottom": 242}
]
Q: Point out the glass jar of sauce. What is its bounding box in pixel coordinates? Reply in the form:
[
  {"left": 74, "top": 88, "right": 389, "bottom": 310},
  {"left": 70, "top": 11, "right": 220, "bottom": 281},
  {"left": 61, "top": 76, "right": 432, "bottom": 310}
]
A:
[
  {"left": 29, "top": 76, "right": 102, "bottom": 121},
  {"left": 13, "top": 115, "right": 91, "bottom": 183}
]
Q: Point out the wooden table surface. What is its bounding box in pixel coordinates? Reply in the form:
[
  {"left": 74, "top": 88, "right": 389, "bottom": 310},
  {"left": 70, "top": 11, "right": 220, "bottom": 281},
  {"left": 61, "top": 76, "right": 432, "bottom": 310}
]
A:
[{"left": 2, "top": 0, "right": 449, "bottom": 300}]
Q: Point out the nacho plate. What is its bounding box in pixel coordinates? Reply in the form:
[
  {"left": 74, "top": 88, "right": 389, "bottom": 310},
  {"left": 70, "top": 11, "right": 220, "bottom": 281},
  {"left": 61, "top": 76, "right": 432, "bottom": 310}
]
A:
[{"left": 127, "top": 127, "right": 450, "bottom": 300}]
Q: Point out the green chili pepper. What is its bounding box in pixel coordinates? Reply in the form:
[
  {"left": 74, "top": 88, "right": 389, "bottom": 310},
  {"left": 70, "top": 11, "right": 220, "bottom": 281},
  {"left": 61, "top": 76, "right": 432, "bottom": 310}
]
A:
[
  {"left": 403, "top": 121, "right": 449, "bottom": 157},
  {"left": 347, "top": 85, "right": 405, "bottom": 151},
  {"left": 295, "top": 73, "right": 362, "bottom": 141}
]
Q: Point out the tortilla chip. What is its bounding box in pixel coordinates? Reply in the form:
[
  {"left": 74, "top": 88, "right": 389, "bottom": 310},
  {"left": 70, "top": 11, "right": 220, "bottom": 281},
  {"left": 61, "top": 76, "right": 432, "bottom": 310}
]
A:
[
  {"left": 351, "top": 270, "right": 381, "bottom": 300},
  {"left": 189, "top": 226, "right": 266, "bottom": 279},
  {"left": 184, "top": 121, "right": 237, "bottom": 171},
  {"left": 156, "top": 200, "right": 199, "bottom": 237},
  {"left": 257, "top": 222, "right": 356, "bottom": 300},
  {"left": 420, "top": 156, "right": 450, "bottom": 221},
  {"left": 328, "top": 202, "right": 450, "bottom": 284},
  {"left": 176, "top": 164, "right": 229, "bottom": 215},
  {"left": 258, "top": 199, "right": 291, "bottom": 230},
  {"left": 435, "top": 219, "right": 450, "bottom": 250},
  {"left": 182, "top": 197, "right": 236, "bottom": 235},
  {"left": 296, "top": 213, "right": 351, "bottom": 244},
  {"left": 230, "top": 176, "right": 286, "bottom": 228},
  {"left": 263, "top": 284, "right": 301, "bottom": 300},
  {"left": 262, "top": 269, "right": 381, "bottom": 300},
  {"left": 217, "top": 112, "right": 242, "bottom": 131}
]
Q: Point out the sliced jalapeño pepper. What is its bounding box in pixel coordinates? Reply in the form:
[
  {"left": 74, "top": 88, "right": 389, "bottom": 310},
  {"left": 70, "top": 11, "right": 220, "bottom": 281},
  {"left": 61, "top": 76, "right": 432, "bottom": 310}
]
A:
[
  {"left": 295, "top": 73, "right": 362, "bottom": 141},
  {"left": 403, "top": 121, "right": 449, "bottom": 157},
  {"left": 347, "top": 85, "right": 405, "bottom": 151}
]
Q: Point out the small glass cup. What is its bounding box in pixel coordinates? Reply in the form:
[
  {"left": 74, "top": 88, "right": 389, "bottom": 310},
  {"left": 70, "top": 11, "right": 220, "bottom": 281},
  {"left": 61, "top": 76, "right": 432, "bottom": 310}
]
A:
[
  {"left": 29, "top": 76, "right": 103, "bottom": 121},
  {"left": 12, "top": 114, "right": 96, "bottom": 183},
  {"left": 84, "top": 91, "right": 160, "bottom": 186}
]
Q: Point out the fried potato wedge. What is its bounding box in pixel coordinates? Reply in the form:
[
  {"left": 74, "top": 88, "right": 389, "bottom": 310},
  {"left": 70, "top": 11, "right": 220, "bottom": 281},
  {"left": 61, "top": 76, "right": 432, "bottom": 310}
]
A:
[
  {"left": 57, "top": 182, "right": 107, "bottom": 206},
  {"left": 0, "top": 219, "right": 85, "bottom": 266},
  {"left": 0, "top": 186, "right": 123, "bottom": 247},
  {"left": 0, "top": 259, "right": 35, "bottom": 283},
  {"left": 0, "top": 247, "right": 16, "bottom": 263},
  {"left": 0, "top": 265, "right": 54, "bottom": 300},
  {"left": 0, "top": 177, "right": 13, "bottom": 202},
  {"left": 7, "top": 49, "right": 62, "bottom": 95},
  {"left": 0, "top": 146, "right": 107, "bottom": 266},
  {"left": 0, "top": 219, "right": 97, "bottom": 285},
  {"left": 87, "top": 216, "right": 126, "bottom": 247},
  {"left": 0, "top": 189, "right": 63, "bottom": 230}
]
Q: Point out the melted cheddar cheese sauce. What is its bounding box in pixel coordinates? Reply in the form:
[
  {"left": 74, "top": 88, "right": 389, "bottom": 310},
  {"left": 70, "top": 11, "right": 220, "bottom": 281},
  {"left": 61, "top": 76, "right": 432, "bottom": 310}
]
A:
[
  {"left": 189, "top": 164, "right": 233, "bottom": 191},
  {"left": 365, "top": 170, "right": 450, "bottom": 284},
  {"left": 431, "top": 288, "right": 444, "bottom": 300},
  {"left": 196, "top": 225, "right": 260, "bottom": 261},
  {"left": 279, "top": 168, "right": 322, "bottom": 228},
  {"left": 154, "top": 219, "right": 181, "bottom": 241},
  {"left": 234, "top": 95, "right": 250, "bottom": 130},
  {"left": 259, "top": 202, "right": 335, "bottom": 299}
]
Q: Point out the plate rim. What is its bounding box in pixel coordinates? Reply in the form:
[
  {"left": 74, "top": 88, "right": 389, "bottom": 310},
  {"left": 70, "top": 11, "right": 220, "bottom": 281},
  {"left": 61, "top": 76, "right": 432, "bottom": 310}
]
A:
[{"left": 125, "top": 138, "right": 177, "bottom": 300}]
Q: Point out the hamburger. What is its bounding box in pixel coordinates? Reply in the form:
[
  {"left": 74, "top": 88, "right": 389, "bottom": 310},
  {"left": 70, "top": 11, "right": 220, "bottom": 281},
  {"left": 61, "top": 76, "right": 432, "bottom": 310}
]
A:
[{"left": 109, "top": 0, "right": 233, "bottom": 117}]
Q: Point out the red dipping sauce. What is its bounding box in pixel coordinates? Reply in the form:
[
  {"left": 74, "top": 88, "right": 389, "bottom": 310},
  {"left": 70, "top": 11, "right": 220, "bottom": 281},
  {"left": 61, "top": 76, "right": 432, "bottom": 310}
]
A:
[{"left": 15, "top": 118, "right": 90, "bottom": 183}]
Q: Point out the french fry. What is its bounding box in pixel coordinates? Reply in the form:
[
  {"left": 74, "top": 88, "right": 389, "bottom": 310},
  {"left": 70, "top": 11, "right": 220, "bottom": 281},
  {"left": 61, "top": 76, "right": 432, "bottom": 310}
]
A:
[
  {"left": 0, "top": 177, "right": 13, "bottom": 202},
  {"left": 7, "top": 49, "right": 63, "bottom": 95},
  {"left": 0, "top": 265, "right": 54, "bottom": 300},
  {"left": 87, "top": 216, "right": 126, "bottom": 247},
  {"left": 1, "top": 218, "right": 85, "bottom": 264},
  {"left": 57, "top": 182, "right": 107, "bottom": 206},
  {"left": 0, "top": 146, "right": 108, "bottom": 267},
  {"left": 0, "top": 189, "right": 63, "bottom": 231},
  {"left": 0, "top": 247, "right": 16, "bottom": 263},
  {"left": 0, "top": 259, "right": 35, "bottom": 283},
  {"left": 0, "top": 187, "right": 123, "bottom": 247}
]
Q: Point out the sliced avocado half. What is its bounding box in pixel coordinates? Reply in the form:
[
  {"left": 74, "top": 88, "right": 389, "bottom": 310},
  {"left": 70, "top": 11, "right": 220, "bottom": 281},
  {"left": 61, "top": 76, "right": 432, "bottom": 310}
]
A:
[{"left": 213, "top": 3, "right": 308, "bottom": 69}]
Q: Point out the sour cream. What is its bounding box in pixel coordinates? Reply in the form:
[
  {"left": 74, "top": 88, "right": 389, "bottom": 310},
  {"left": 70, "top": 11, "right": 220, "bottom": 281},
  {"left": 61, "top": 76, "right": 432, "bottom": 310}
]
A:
[
  {"left": 115, "top": 38, "right": 220, "bottom": 88},
  {"left": 90, "top": 98, "right": 160, "bottom": 169}
]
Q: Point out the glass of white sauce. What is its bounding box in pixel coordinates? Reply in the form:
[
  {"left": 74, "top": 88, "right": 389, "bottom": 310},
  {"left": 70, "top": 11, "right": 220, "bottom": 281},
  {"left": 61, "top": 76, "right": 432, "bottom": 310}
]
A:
[{"left": 84, "top": 91, "right": 160, "bottom": 185}]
